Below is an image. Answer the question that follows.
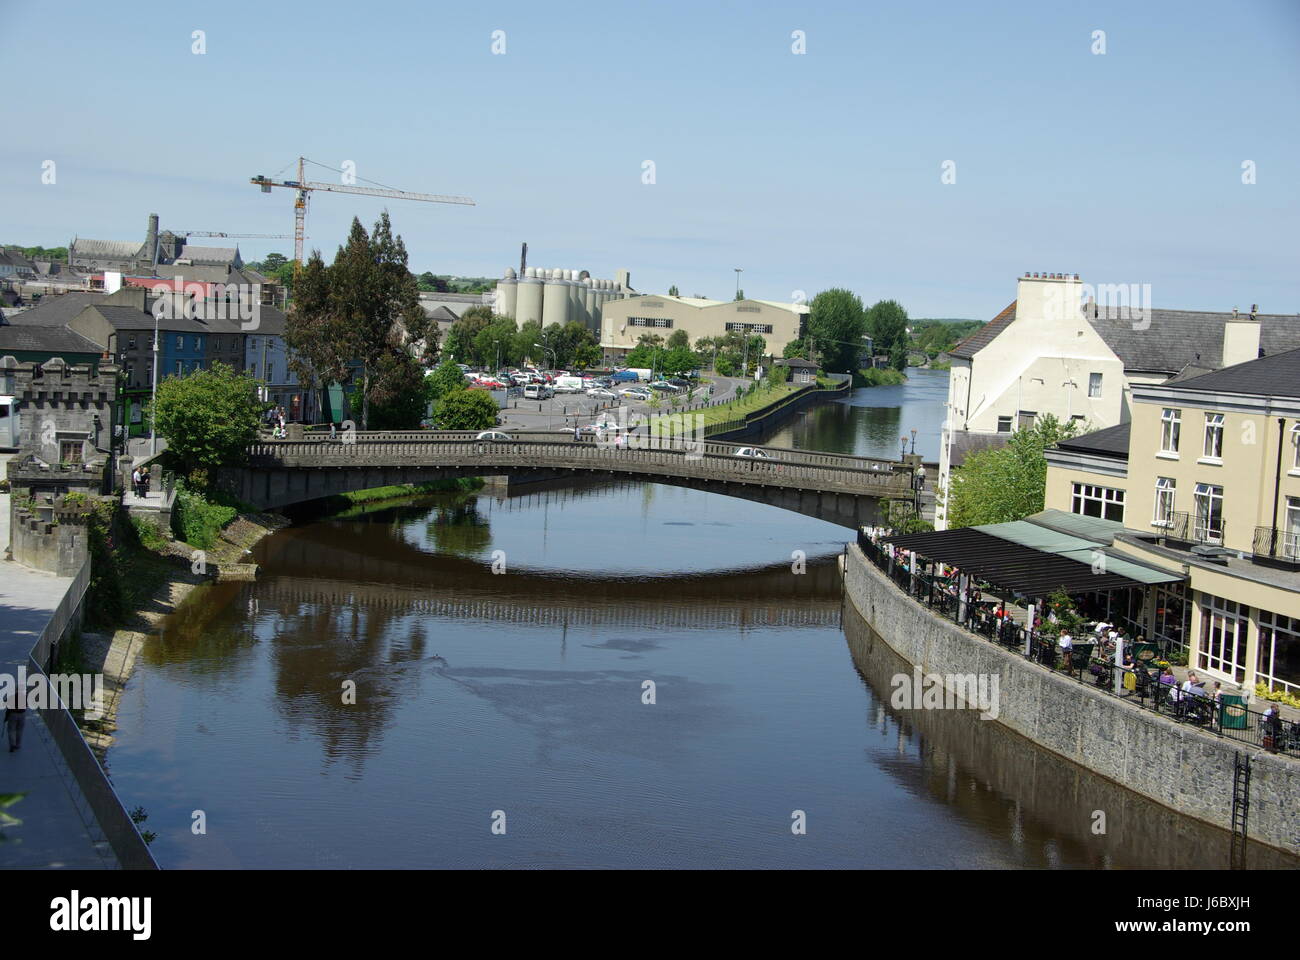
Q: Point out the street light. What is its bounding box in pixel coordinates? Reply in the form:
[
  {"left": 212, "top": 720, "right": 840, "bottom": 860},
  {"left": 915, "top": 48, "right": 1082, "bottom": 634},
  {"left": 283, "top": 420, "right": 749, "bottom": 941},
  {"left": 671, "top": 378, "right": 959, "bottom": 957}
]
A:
[
  {"left": 900, "top": 436, "right": 908, "bottom": 460},
  {"left": 149, "top": 310, "right": 160, "bottom": 456},
  {"left": 910, "top": 428, "right": 917, "bottom": 454}
]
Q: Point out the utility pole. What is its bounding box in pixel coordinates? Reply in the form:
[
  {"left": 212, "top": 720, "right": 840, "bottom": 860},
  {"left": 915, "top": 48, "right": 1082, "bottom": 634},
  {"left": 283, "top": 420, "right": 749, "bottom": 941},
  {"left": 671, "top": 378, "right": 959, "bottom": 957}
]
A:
[
  {"left": 149, "top": 309, "right": 160, "bottom": 456},
  {"left": 734, "top": 268, "right": 743, "bottom": 300}
]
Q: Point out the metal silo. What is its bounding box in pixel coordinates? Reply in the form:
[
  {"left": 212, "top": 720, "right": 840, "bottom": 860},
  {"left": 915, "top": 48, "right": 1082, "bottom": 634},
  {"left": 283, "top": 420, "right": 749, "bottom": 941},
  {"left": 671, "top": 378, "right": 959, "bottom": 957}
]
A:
[
  {"left": 495, "top": 267, "right": 518, "bottom": 319},
  {"left": 516, "top": 267, "right": 543, "bottom": 326},
  {"left": 542, "top": 268, "right": 568, "bottom": 330}
]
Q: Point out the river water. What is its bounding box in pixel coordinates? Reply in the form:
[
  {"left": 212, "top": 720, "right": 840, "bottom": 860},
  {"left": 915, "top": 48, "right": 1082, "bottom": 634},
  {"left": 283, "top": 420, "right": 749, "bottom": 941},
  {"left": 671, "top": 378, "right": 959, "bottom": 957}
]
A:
[{"left": 106, "top": 370, "right": 1294, "bottom": 868}]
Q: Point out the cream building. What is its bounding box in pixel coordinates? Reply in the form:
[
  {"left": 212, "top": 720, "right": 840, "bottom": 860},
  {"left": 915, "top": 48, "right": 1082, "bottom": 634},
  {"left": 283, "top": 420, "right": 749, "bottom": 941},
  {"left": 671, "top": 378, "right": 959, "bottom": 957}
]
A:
[
  {"left": 597, "top": 295, "right": 807, "bottom": 364},
  {"left": 937, "top": 272, "right": 1300, "bottom": 529},
  {"left": 1044, "top": 346, "right": 1300, "bottom": 695}
]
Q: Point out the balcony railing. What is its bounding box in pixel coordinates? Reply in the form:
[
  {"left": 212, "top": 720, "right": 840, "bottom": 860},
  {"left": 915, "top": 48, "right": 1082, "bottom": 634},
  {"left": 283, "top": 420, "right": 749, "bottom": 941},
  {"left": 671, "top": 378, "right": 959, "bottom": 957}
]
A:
[
  {"left": 1253, "top": 526, "right": 1300, "bottom": 566},
  {"left": 1161, "top": 510, "right": 1224, "bottom": 546}
]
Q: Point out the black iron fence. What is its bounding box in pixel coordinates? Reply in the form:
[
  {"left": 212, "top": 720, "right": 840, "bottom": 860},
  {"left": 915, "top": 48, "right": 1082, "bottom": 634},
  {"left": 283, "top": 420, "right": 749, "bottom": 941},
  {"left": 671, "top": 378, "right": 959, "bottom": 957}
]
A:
[{"left": 856, "top": 530, "right": 1299, "bottom": 757}]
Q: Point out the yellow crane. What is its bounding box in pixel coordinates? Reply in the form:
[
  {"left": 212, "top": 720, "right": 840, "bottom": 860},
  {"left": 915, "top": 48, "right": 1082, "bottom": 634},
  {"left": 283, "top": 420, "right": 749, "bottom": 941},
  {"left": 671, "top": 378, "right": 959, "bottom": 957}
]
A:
[{"left": 251, "top": 157, "right": 474, "bottom": 270}]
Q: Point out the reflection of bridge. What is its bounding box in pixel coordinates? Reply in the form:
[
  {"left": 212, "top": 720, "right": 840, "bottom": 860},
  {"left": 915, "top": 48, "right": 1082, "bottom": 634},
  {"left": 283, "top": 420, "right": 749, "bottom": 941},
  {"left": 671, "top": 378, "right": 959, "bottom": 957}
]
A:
[
  {"left": 256, "top": 524, "right": 843, "bottom": 631},
  {"left": 222, "top": 433, "right": 914, "bottom": 527}
]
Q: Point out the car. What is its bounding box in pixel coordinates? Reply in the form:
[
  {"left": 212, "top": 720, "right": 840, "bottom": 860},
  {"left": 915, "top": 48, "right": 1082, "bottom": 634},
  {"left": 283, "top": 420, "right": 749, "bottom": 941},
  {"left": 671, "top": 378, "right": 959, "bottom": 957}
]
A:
[
  {"left": 667, "top": 378, "right": 693, "bottom": 388},
  {"left": 587, "top": 387, "right": 616, "bottom": 399},
  {"left": 733, "top": 447, "right": 771, "bottom": 459},
  {"left": 649, "top": 380, "right": 682, "bottom": 392},
  {"left": 610, "top": 370, "right": 639, "bottom": 382},
  {"left": 523, "top": 383, "right": 554, "bottom": 400},
  {"left": 619, "top": 388, "right": 651, "bottom": 401},
  {"left": 475, "top": 430, "right": 513, "bottom": 441},
  {"left": 571, "top": 424, "right": 599, "bottom": 439}
]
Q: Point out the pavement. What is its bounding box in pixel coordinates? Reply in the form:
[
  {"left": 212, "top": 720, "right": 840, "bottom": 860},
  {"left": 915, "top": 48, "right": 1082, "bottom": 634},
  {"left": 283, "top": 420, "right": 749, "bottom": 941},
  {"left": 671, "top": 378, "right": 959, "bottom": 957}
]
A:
[
  {"left": 0, "top": 493, "right": 117, "bottom": 868},
  {"left": 496, "top": 376, "right": 747, "bottom": 433}
]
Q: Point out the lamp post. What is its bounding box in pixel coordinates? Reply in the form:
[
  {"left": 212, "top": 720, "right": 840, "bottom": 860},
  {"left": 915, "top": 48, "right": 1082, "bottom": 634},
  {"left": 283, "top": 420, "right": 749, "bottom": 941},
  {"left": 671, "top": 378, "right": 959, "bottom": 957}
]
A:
[
  {"left": 900, "top": 436, "right": 908, "bottom": 461},
  {"left": 149, "top": 311, "right": 160, "bottom": 456},
  {"left": 910, "top": 427, "right": 917, "bottom": 454},
  {"left": 734, "top": 268, "right": 743, "bottom": 299}
]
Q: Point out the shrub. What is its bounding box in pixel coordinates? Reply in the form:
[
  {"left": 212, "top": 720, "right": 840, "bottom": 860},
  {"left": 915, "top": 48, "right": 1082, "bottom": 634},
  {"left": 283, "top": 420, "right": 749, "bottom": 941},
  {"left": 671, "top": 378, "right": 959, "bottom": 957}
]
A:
[
  {"left": 172, "top": 484, "right": 238, "bottom": 549},
  {"left": 130, "top": 515, "right": 169, "bottom": 551}
]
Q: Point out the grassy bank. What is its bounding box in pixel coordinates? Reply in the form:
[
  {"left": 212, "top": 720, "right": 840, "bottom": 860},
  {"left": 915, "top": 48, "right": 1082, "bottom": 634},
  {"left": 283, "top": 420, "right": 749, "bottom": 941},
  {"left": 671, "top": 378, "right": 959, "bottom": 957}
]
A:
[
  {"left": 336, "top": 477, "right": 484, "bottom": 505},
  {"left": 854, "top": 367, "right": 907, "bottom": 387},
  {"left": 650, "top": 380, "right": 804, "bottom": 435}
]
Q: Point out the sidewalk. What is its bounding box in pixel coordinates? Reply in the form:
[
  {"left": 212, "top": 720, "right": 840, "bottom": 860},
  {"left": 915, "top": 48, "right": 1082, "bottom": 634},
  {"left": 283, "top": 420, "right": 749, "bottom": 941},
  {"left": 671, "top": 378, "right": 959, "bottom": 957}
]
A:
[{"left": 0, "top": 494, "right": 117, "bottom": 868}]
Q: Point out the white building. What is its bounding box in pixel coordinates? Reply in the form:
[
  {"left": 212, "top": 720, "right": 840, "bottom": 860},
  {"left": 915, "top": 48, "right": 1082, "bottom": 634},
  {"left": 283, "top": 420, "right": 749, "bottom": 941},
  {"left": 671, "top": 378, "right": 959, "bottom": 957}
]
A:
[{"left": 935, "top": 272, "right": 1300, "bottom": 529}]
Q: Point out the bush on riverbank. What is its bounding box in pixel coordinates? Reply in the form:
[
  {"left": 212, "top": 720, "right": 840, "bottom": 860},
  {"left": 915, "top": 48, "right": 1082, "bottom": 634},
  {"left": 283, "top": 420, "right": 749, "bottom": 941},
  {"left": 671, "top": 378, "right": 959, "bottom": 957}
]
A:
[
  {"left": 336, "top": 477, "right": 484, "bottom": 505},
  {"left": 854, "top": 367, "right": 907, "bottom": 387},
  {"left": 172, "top": 484, "right": 239, "bottom": 549}
]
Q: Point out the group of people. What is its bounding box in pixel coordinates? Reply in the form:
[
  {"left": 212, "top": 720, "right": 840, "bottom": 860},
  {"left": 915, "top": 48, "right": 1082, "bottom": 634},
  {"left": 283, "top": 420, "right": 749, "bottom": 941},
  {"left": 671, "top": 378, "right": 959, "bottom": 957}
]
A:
[
  {"left": 265, "top": 405, "right": 289, "bottom": 439},
  {"left": 130, "top": 466, "right": 149, "bottom": 498}
]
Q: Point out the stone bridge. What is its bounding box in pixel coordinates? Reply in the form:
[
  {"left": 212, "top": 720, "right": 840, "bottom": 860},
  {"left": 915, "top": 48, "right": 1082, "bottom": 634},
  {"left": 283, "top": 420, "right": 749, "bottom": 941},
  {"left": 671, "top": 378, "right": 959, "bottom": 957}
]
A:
[{"left": 219, "top": 431, "right": 917, "bottom": 528}]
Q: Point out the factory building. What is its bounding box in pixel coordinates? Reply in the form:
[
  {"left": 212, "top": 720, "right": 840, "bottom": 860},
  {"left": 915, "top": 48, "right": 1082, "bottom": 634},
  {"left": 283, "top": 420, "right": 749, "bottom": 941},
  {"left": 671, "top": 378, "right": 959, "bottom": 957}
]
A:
[
  {"left": 494, "top": 266, "right": 632, "bottom": 332},
  {"left": 598, "top": 295, "right": 808, "bottom": 365}
]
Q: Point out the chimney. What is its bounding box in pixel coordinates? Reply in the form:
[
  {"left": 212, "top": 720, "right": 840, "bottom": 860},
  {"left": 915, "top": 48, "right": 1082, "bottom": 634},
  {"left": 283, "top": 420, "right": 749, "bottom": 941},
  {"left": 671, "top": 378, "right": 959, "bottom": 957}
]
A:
[{"left": 1222, "top": 309, "right": 1261, "bottom": 368}]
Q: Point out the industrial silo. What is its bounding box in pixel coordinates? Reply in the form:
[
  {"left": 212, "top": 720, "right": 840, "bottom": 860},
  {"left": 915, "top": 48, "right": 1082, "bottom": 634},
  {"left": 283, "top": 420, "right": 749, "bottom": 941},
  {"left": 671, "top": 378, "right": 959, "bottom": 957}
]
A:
[
  {"left": 495, "top": 267, "right": 518, "bottom": 319},
  {"left": 542, "top": 268, "right": 568, "bottom": 329},
  {"left": 582, "top": 276, "right": 596, "bottom": 330},
  {"left": 516, "top": 267, "right": 544, "bottom": 326}
]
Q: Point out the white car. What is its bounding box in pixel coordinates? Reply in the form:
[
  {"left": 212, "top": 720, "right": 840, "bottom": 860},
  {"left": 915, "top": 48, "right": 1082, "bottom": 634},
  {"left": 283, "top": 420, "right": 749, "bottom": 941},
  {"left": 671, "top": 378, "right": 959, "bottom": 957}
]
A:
[
  {"left": 733, "top": 447, "right": 770, "bottom": 459},
  {"left": 475, "top": 430, "right": 513, "bottom": 441},
  {"left": 587, "top": 387, "right": 615, "bottom": 399},
  {"left": 619, "top": 388, "right": 651, "bottom": 401}
]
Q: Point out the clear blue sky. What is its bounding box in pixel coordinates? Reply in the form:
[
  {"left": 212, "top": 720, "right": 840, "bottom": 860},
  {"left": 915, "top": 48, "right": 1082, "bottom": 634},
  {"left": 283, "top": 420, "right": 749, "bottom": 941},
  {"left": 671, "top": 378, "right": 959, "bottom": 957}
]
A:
[{"left": 3, "top": 0, "right": 1297, "bottom": 318}]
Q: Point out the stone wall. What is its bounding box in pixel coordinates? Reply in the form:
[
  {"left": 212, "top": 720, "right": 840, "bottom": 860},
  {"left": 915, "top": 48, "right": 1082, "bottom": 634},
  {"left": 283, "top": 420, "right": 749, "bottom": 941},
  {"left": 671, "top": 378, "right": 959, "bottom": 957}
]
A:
[
  {"left": 9, "top": 500, "right": 89, "bottom": 576},
  {"left": 843, "top": 543, "right": 1300, "bottom": 854}
]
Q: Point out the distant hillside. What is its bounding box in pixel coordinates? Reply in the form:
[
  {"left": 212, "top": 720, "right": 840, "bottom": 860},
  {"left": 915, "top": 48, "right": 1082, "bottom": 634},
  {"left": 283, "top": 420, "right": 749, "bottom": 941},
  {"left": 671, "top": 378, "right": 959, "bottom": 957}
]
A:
[{"left": 909, "top": 319, "right": 983, "bottom": 358}]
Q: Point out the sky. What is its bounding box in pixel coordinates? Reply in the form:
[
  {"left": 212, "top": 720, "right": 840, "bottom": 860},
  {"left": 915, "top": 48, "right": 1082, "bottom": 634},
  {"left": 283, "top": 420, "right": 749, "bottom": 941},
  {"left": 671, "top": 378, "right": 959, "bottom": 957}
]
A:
[{"left": 2, "top": 0, "right": 1297, "bottom": 319}]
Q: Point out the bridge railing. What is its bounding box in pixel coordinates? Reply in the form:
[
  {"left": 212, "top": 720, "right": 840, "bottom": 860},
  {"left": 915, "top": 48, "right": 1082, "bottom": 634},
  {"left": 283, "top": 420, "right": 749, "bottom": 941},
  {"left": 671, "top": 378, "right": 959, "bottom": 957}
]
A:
[{"left": 246, "top": 436, "right": 913, "bottom": 495}]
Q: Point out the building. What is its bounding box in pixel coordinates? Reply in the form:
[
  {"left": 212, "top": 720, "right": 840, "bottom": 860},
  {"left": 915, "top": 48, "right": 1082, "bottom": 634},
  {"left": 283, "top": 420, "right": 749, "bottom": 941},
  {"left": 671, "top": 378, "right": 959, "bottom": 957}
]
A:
[
  {"left": 775, "top": 358, "right": 820, "bottom": 383},
  {"left": 243, "top": 306, "right": 316, "bottom": 422},
  {"left": 936, "top": 272, "right": 1300, "bottom": 529},
  {"left": 0, "top": 317, "right": 104, "bottom": 371},
  {"left": 493, "top": 265, "right": 631, "bottom": 335},
  {"left": 1044, "top": 345, "right": 1300, "bottom": 694},
  {"left": 598, "top": 295, "right": 807, "bottom": 365}
]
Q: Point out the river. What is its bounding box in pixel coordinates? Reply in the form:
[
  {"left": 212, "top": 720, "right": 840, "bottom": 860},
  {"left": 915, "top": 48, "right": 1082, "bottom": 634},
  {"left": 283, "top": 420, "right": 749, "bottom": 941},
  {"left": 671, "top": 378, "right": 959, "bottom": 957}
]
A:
[{"left": 105, "top": 369, "right": 1294, "bottom": 868}]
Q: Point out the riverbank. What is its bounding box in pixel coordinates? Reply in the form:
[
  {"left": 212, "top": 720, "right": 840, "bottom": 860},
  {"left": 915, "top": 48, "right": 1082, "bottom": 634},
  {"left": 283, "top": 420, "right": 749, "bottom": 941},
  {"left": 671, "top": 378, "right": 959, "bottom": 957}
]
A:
[
  {"left": 79, "top": 510, "right": 290, "bottom": 762},
  {"left": 841, "top": 541, "right": 1300, "bottom": 856}
]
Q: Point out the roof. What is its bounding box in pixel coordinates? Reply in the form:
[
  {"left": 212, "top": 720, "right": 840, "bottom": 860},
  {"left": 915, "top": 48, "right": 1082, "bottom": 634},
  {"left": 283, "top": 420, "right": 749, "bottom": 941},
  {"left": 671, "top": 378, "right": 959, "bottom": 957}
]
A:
[
  {"left": 1087, "top": 307, "right": 1300, "bottom": 375},
  {"left": 1160, "top": 344, "right": 1300, "bottom": 399},
  {"left": 882, "top": 512, "right": 1182, "bottom": 596},
  {"left": 949, "top": 301, "right": 1016, "bottom": 359},
  {"left": 176, "top": 244, "right": 238, "bottom": 264},
  {"left": 3, "top": 292, "right": 105, "bottom": 327},
  {"left": 777, "top": 358, "right": 819, "bottom": 368},
  {"left": 949, "top": 430, "right": 1009, "bottom": 467},
  {"left": 1054, "top": 422, "right": 1131, "bottom": 459},
  {"left": 70, "top": 238, "right": 144, "bottom": 260},
  {"left": 147, "top": 263, "right": 238, "bottom": 284},
  {"left": 0, "top": 321, "right": 103, "bottom": 355}
]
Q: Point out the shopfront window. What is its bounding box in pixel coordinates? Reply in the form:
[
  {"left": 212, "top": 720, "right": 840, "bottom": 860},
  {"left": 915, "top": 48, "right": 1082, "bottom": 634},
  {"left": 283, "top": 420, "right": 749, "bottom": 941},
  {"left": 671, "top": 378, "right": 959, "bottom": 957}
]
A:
[
  {"left": 1198, "top": 594, "right": 1248, "bottom": 683},
  {"left": 1257, "top": 611, "right": 1300, "bottom": 696}
]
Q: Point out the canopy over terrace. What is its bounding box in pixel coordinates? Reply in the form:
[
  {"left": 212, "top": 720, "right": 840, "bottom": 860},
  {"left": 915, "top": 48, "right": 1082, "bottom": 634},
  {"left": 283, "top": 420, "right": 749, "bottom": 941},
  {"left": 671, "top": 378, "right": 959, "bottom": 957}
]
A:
[{"left": 881, "top": 511, "right": 1183, "bottom": 597}]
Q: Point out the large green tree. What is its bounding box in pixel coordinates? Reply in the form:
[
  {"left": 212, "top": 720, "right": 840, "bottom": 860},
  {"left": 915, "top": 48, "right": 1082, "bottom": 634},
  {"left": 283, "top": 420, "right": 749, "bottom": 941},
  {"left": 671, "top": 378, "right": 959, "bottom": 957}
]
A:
[
  {"left": 807, "top": 289, "right": 866, "bottom": 373},
  {"left": 149, "top": 362, "right": 262, "bottom": 482},
  {"left": 947, "top": 414, "right": 1082, "bottom": 528},
  {"left": 284, "top": 213, "right": 428, "bottom": 429},
  {"left": 434, "top": 387, "right": 499, "bottom": 430},
  {"left": 426, "top": 357, "right": 467, "bottom": 402},
  {"left": 866, "top": 299, "right": 910, "bottom": 372}
]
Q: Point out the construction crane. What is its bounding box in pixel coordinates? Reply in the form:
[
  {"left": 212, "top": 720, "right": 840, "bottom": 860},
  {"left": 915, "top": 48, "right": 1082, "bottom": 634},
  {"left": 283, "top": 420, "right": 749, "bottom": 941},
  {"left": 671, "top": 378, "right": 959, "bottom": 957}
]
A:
[
  {"left": 176, "top": 231, "right": 293, "bottom": 239},
  {"left": 251, "top": 157, "right": 474, "bottom": 269}
]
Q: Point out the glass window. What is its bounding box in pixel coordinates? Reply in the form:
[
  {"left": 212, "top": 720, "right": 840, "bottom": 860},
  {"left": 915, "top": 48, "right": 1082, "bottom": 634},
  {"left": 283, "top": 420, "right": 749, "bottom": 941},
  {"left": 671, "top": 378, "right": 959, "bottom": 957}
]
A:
[
  {"left": 1193, "top": 482, "right": 1224, "bottom": 543},
  {"left": 1198, "top": 594, "right": 1248, "bottom": 683},
  {"left": 128, "top": 335, "right": 136, "bottom": 350},
  {"left": 996, "top": 416, "right": 1012, "bottom": 433},
  {"left": 194, "top": 336, "right": 201, "bottom": 351},
  {"left": 1285, "top": 497, "right": 1300, "bottom": 561},
  {"left": 59, "top": 440, "right": 82, "bottom": 464},
  {"left": 1203, "top": 412, "right": 1224, "bottom": 459},
  {"left": 1071, "top": 483, "right": 1125, "bottom": 522},
  {"left": 1258, "top": 611, "right": 1300, "bottom": 695},
  {"left": 176, "top": 335, "right": 184, "bottom": 350},
  {"left": 1292, "top": 422, "right": 1300, "bottom": 469},
  {"left": 1153, "top": 477, "right": 1176, "bottom": 526},
  {"left": 1088, "top": 372, "right": 1103, "bottom": 398},
  {"left": 175, "top": 361, "right": 183, "bottom": 376},
  {"left": 1160, "top": 408, "right": 1181, "bottom": 453}
]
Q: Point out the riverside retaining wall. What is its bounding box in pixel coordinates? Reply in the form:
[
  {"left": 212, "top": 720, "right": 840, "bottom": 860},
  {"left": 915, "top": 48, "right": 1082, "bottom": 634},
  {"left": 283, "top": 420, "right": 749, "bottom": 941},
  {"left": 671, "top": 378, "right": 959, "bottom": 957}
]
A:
[{"left": 843, "top": 543, "right": 1300, "bottom": 854}]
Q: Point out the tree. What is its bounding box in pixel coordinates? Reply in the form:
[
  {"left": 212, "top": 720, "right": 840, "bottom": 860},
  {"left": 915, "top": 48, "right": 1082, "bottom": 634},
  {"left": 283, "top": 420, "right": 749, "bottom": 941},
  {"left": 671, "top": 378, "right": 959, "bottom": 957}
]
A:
[
  {"left": 262, "top": 252, "right": 289, "bottom": 274},
  {"left": 734, "top": 289, "right": 745, "bottom": 301},
  {"left": 866, "top": 299, "right": 910, "bottom": 372},
  {"left": 659, "top": 345, "right": 697, "bottom": 376},
  {"left": 782, "top": 338, "right": 809, "bottom": 360},
  {"left": 807, "top": 289, "right": 866, "bottom": 373},
  {"left": 572, "top": 343, "right": 602, "bottom": 370},
  {"left": 668, "top": 285, "right": 680, "bottom": 297},
  {"left": 666, "top": 329, "right": 690, "bottom": 350},
  {"left": 284, "top": 212, "right": 428, "bottom": 429},
  {"left": 434, "top": 387, "right": 498, "bottom": 430},
  {"left": 149, "top": 362, "right": 262, "bottom": 483},
  {"left": 444, "top": 307, "right": 493, "bottom": 366},
  {"left": 427, "top": 357, "right": 467, "bottom": 402},
  {"left": 947, "top": 414, "right": 1081, "bottom": 528},
  {"left": 367, "top": 351, "right": 430, "bottom": 429}
]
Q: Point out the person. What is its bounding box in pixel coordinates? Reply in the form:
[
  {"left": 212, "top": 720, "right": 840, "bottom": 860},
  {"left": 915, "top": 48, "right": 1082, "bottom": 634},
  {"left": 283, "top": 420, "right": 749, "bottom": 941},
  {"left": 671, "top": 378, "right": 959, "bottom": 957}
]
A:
[
  {"left": 1058, "top": 631, "right": 1074, "bottom": 671},
  {"left": 131, "top": 467, "right": 141, "bottom": 497},
  {"left": 1262, "top": 702, "right": 1284, "bottom": 747},
  {"left": 329, "top": 422, "right": 337, "bottom": 441},
  {"left": 1158, "top": 666, "right": 1178, "bottom": 708},
  {"left": 4, "top": 699, "right": 25, "bottom": 752}
]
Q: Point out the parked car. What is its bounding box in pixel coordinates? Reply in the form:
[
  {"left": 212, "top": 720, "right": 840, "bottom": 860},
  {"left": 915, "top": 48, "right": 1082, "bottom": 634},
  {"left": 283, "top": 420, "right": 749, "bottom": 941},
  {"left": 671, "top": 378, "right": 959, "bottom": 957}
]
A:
[
  {"left": 733, "top": 447, "right": 770, "bottom": 459},
  {"left": 587, "top": 387, "right": 616, "bottom": 399},
  {"left": 649, "top": 380, "right": 681, "bottom": 392},
  {"left": 476, "top": 430, "right": 513, "bottom": 441},
  {"left": 620, "top": 388, "right": 651, "bottom": 402},
  {"left": 610, "top": 370, "right": 639, "bottom": 382},
  {"left": 523, "top": 384, "right": 554, "bottom": 400}
]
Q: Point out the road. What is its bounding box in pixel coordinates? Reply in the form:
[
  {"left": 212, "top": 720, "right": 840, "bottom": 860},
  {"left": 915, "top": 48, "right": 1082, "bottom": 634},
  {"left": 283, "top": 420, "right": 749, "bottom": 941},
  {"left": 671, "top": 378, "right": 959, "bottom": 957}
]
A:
[{"left": 496, "top": 376, "right": 749, "bottom": 432}]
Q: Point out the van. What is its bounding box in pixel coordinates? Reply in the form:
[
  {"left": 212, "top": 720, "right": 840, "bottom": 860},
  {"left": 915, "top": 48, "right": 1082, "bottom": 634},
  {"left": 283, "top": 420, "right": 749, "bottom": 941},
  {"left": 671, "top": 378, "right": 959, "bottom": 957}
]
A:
[
  {"left": 554, "top": 376, "right": 584, "bottom": 393},
  {"left": 523, "top": 383, "right": 553, "bottom": 400}
]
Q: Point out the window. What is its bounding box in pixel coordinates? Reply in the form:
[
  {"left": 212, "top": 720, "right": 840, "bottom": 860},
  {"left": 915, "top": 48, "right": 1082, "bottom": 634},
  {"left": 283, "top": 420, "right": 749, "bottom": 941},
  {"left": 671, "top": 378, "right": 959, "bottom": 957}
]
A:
[
  {"left": 267, "top": 364, "right": 275, "bottom": 383},
  {"left": 59, "top": 440, "right": 82, "bottom": 464},
  {"left": 176, "top": 335, "right": 184, "bottom": 350},
  {"left": 1203, "top": 412, "right": 1224, "bottom": 459},
  {"left": 724, "top": 322, "right": 774, "bottom": 334},
  {"left": 996, "top": 416, "right": 1012, "bottom": 433},
  {"left": 1160, "top": 408, "right": 1181, "bottom": 453},
  {"left": 1153, "top": 477, "right": 1176, "bottom": 526},
  {"left": 128, "top": 335, "right": 137, "bottom": 350},
  {"left": 1193, "top": 482, "right": 1224, "bottom": 543},
  {"left": 1258, "top": 611, "right": 1300, "bottom": 695},
  {"left": 176, "top": 361, "right": 184, "bottom": 376},
  {"left": 1088, "top": 372, "right": 1103, "bottom": 398},
  {"left": 1017, "top": 410, "right": 1036, "bottom": 430},
  {"left": 628, "top": 317, "right": 673, "bottom": 329},
  {"left": 1198, "top": 594, "right": 1248, "bottom": 683},
  {"left": 1071, "top": 483, "right": 1125, "bottom": 522},
  {"left": 1152, "top": 583, "right": 1190, "bottom": 653},
  {"left": 1292, "top": 422, "right": 1300, "bottom": 469},
  {"left": 1286, "top": 497, "right": 1300, "bottom": 561},
  {"left": 194, "top": 336, "right": 201, "bottom": 351}
]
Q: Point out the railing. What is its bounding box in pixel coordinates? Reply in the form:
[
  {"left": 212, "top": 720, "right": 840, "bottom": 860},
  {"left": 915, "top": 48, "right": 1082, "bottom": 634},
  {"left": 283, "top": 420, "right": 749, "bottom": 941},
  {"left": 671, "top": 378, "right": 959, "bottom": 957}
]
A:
[
  {"left": 856, "top": 530, "right": 1300, "bottom": 757},
  {"left": 1162, "top": 510, "right": 1225, "bottom": 546},
  {"left": 1253, "top": 525, "right": 1300, "bottom": 565},
  {"left": 25, "top": 557, "right": 159, "bottom": 869},
  {"left": 247, "top": 434, "right": 911, "bottom": 497}
]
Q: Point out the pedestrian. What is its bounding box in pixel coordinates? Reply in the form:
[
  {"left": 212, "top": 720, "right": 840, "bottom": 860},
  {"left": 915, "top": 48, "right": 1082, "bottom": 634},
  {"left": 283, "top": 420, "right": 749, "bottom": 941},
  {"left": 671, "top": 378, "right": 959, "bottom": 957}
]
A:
[
  {"left": 5, "top": 699, "right": 25, "bottom": 752},
  {"left": 131, "top": 467, "right": 141, "bottom": 497},
  {"left": 329, "top": 422, "right": 337, "bottom": 441}
]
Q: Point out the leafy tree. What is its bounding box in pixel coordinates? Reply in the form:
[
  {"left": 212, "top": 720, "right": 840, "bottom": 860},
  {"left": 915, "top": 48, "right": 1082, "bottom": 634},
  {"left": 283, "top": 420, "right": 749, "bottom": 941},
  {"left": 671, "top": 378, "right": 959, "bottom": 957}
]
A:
[
  {"left": 434, "top": 387, "right": 499, "bottom": 430},
  {"left": 866, "top": 299, "right": 910, "bottom": 372},
  {"left": 807, "top": 288, "right": 866, "bottom": 373},
  {"left": 262, "top": 252, "right": 289, "bottom": 274},
  {"left": 636, "top": 332, "right": 665, "bottom": 348},
  {"left": 666, "top": 329, "right": 690, "bottom": 350},
  {"left": 624, "top": 343, "right": 657, "bottom": 369},
  {"left": 782, "top": 338, "right": 809, "bottom": 360},
  {"left": 659, "top": 345, "right": 698, "bottom": 376},
  {"left": 668, "top": 285, "right": 680, "bottom": 297},
  {"left": 512, "top": 320, "right": 543, "bottom": 366},
  {"left": 427, "top": 358, "right": 467, "bottom": 401},
  {"left": 284, "top": 212, "right": 428, "bottom": 429},
  {"left": 367, "top": 352, "right": 430, "bottom": 429},
  {"left": 884, "top": 499, "right": 933, "bottom": 534},
  {"left": 948, "top": 414, "right": 1081, "bottom": 528},
  {"left": 444, "top": 307, "right": 493, "bottom": 366},
  {"left": 474, "top": 316, "right": 519, "bottom": 370},
  {"left": 572, "top": 343, "right": 602, "bottom": 370},
  {"left": 149, "top": 362, "right": 262, "bottom": 481},
  {"left": 734, "top": 289, "right": 744, "bottom": 301}
]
